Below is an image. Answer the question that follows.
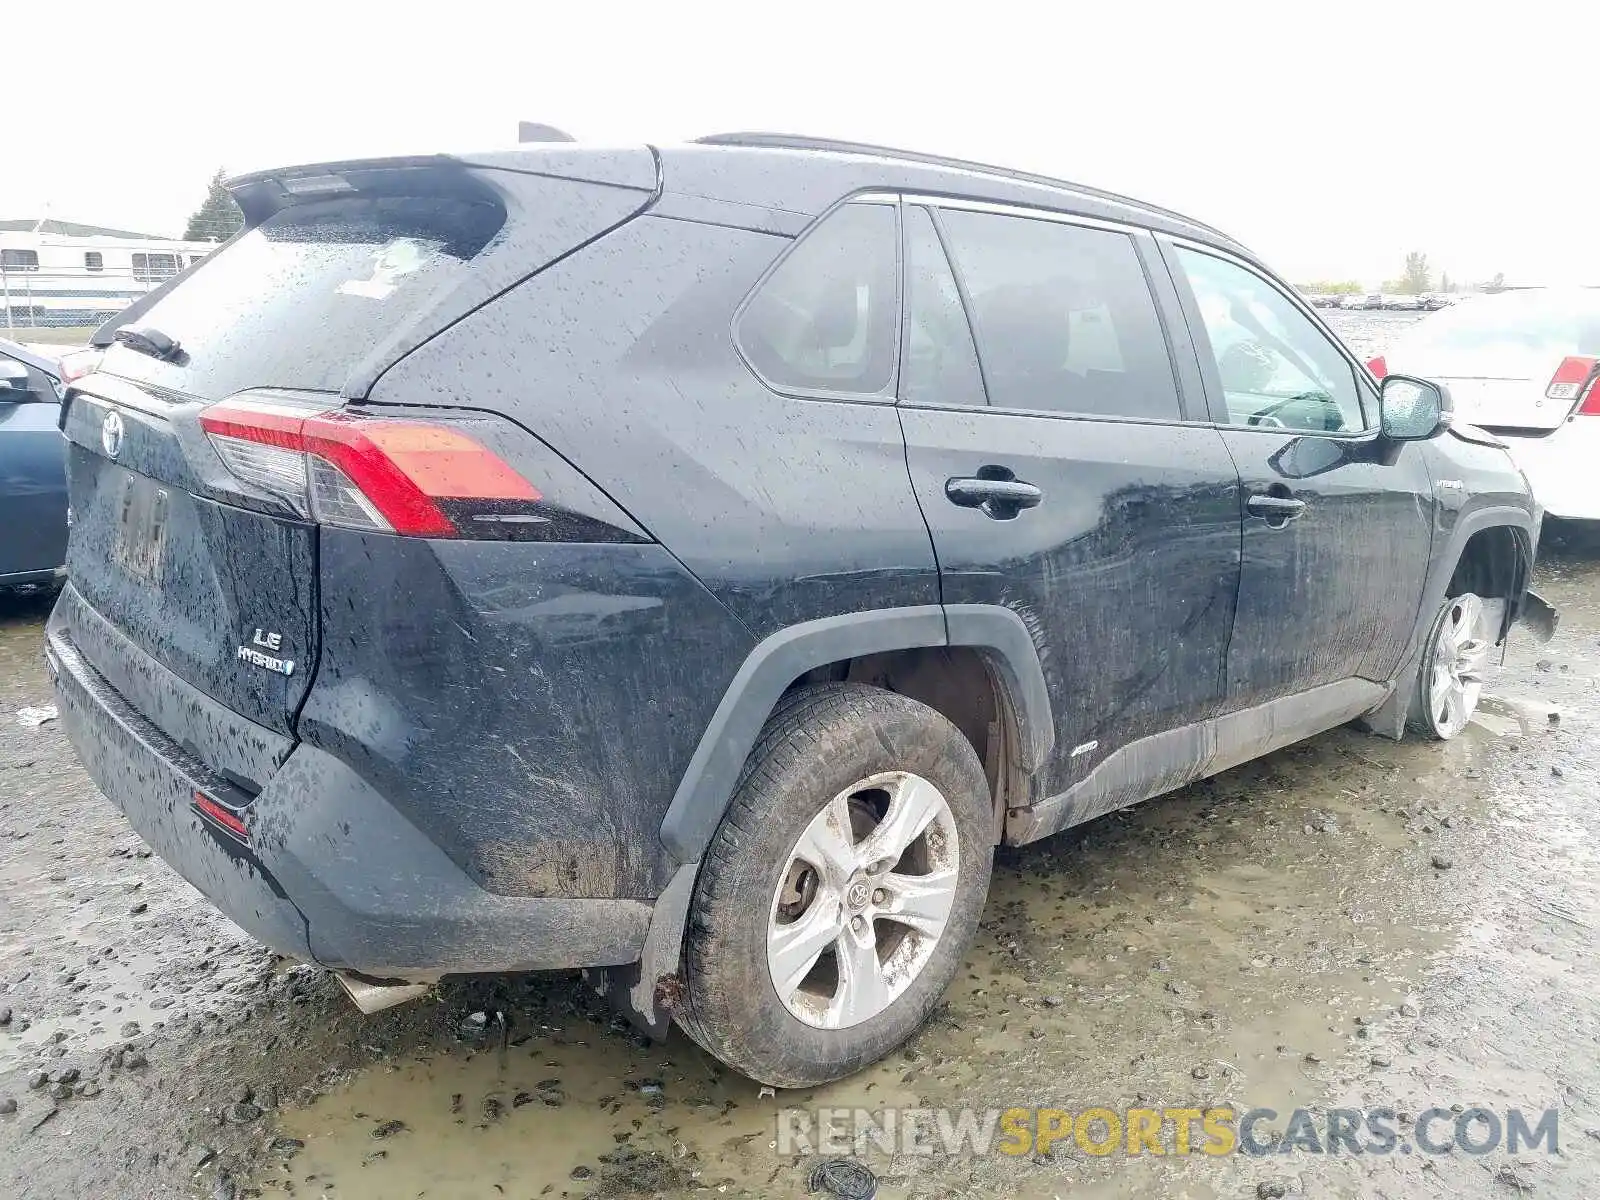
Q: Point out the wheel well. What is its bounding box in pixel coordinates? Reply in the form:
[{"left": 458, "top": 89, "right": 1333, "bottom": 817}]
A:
[
  {"left": 787, "top": 647, "right": 1022, "bottom": 841},
  {"left": 1449, "top": 525, "right": 1529, "bottom": 607}
]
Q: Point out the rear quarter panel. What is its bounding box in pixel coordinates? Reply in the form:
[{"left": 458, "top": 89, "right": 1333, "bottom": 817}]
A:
[{"left": 297, "top": 532, "right": 754, "bottom": 898}]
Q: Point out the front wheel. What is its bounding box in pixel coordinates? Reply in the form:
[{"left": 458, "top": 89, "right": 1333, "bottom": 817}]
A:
[
  {"left": 1410, "top": 592, "right": 1496, "bottom": 739},
  {"left": 675, "top": 684, "right": 994, "bottom": 1087}
]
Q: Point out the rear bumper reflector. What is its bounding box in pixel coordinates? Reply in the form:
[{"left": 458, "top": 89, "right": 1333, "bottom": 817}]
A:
[{"left": 193, "top": 790, "right": 249, "bottom": 843}]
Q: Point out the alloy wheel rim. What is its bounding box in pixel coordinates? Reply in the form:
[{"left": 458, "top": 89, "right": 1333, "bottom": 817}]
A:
[
  {"left": 1427, "top": 593, "right": 1490, "bottom": 738},
  {"left": 766, "top": 771, "right": 960, "bottom": 1030}
]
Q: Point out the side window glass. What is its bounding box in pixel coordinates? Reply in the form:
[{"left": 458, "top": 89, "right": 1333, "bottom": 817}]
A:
[
  {"left": 901, "top": 206, "right": 985, "bottom": 407},
  {"left": 1176, "top": 248, "right": 1366, "bottom": 433},
  {"left": 737, "top": 202, "right": 898, "bottom": 396},
  {"left": 937, "top": 209, "right": 1179, "bottom": 420}
]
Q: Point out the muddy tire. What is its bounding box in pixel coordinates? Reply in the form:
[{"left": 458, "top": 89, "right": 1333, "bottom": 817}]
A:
[
  {"left": 1408, "top": 591, "right": 1493, "bottom": 740},
  {"left": 674, "top": 683, "right": 993, "bottom": 1087}
]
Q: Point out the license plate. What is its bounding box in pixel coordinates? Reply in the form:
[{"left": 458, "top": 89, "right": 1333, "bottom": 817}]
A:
[{"left": 112, "top": 474, "right": 169, "bottom": 586}]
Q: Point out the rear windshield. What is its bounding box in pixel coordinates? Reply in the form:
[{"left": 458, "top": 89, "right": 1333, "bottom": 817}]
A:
[
  {"left": 99, "top": 192, "right": 504, "bottom": 397},
  {"left": 1397, "top": 292, "right": 1600, "bottom": 362}
]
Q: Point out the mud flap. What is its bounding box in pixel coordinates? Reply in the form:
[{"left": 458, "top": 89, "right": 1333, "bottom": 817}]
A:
[
  {"left": 1517, "top": 589, "right": 1558, "bottom": 644},
  {"left": 585, "top": 863, "right": 697, "bottom": 1038}
]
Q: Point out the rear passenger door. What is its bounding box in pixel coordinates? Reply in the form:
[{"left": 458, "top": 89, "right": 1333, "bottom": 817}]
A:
[{"left": 895, "top": 201, "right": 1243, "bottom": 809}]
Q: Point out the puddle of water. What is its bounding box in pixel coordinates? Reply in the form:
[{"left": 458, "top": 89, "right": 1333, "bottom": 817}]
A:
[
  {"left": 253, "top": 725, "right": 1465, "bottom": 1198},
  {"left": 257, "top": 1012, "right": 915, "bottom": 1199}
]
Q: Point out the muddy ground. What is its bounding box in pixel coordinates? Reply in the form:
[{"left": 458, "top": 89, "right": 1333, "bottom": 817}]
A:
[{"left": 4, "top": 312, "right": 1600, "bottom": 1198}]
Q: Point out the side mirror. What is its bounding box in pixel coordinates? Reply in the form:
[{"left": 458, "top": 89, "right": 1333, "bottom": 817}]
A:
[
  {"left": 0, "top": 360, "right": 31, "bottom": 397},
  {"left": 0, "top": 358, "right": 57, "bottom": 404},
  {"left": 1380, "top": 374, "right": 1452, "bottom": 441}
]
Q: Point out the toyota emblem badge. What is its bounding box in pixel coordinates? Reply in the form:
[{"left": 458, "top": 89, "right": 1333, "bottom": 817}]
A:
[{"left": 101, "top": 409, "right": 124, "bottom": 459}]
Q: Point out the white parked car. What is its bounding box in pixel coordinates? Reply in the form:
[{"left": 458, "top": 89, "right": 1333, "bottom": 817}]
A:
[{"left": 1376, "top": 289, "right": 1600, "bottom": 522}]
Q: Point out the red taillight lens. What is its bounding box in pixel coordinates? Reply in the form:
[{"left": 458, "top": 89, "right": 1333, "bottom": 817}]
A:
[
  {"left": 1366, "top": 356, "right": 1388, "bottom": 381},
  {"left": 1547, "top": 356, "right": 1600, "bottom": 413},
  {"left": 193, "top": 791, "right": 248, "bottom": 842},
  {"left": 199, "top": 397, "right": 541, "bottom": 536}
]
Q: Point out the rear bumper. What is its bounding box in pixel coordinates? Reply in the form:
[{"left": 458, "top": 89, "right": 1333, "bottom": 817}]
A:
[
  {"left": 1499, "top": 422, "right": 1600, "bottom": 521},
  {"left": 47, "top": 604, "right": 651, "bottom": 979}
]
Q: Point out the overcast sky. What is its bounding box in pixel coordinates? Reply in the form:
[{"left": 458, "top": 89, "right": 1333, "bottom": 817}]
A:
[{"left": 7, "top": 1, "right": 1592, "bottom": 286}]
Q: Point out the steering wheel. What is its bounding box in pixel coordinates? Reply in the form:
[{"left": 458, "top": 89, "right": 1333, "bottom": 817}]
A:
[{"left": 1247, "top": 391, "right": 1342, "bottom": 432}]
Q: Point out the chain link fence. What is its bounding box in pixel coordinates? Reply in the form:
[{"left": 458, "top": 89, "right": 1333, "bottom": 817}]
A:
[{"left": 1, "top": 253, "right": 201, "bottom": 331}]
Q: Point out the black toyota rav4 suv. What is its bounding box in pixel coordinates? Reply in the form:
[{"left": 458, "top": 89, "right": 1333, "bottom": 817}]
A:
[{"left": 50, "top": 134, "right": 1550, "bottom": 1087}]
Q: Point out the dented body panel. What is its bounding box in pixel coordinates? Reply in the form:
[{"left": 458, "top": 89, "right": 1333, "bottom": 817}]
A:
[{"left": 900, "top": 408, "right": 1243, "bottom": 804}]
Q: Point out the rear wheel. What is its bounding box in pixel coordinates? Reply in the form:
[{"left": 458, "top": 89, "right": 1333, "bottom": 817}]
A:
[
  {"left": 675, "top": 684, "right": 993, "bottom": 1087},
  {"left": 1410, "top": 592, "right": 1495, "bottom": 739}
]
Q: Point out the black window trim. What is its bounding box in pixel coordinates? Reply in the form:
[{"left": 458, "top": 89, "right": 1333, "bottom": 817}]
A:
[
  {"left": 897, "top": 202, "right": 992, "bottom": 408},
  {"left": 730, "top": 190, "right": 904, "bottom": 406},
  {"left": 897, "top": 193, "right": 1191, "bottom": 427},
  {"left": 1157, "top": 234, "right": 1381, "bottom": 438}
]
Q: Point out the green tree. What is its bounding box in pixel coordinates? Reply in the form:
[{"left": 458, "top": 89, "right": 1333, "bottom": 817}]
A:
[
  {"left": 1439, "top": 271, "right": 1452, "bottom": 294},
  {"left": 1297, "top": 280, "right": 1363, "bottom": 295},
  {"left": 1398, "top": 251, "right": 1431, "bottom": 295},
  {"left": 1485, "top": 272, "right": 1507, "bottom": 293},
  {"left": 183, "top": 169, "right": 244, "bottom": 242}
]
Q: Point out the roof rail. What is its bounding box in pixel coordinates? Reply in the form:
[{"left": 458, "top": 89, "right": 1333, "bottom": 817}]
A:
[{"left": 693, "top": 132, "right": 1233, "bottom": 243}]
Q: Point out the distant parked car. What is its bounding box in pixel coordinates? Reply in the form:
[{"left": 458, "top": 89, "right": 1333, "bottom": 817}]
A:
[
  {"left": 1, "top": 338, "right": 70, "bottom": 587},
  {"left": 1343, "top": 293, "right": 1383, "bottom": 310},
  {"left": 1377, "top": 289, "right": 1600, "bottom": 522},
  {"left": 0, "top": 339, "right": 101, "bottom": 587}
]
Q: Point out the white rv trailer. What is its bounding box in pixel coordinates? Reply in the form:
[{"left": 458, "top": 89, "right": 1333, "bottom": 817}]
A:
[{"left": 0, "top": 219, "right": 219, "bottom": 330}]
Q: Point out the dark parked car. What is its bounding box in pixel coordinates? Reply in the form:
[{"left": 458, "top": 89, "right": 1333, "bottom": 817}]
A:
[
  {"left": 0, "top": 338, "right": 70, "bottom": 587},
  {"left": 49, "top": 135, "right": 1550, "bottom": 1086}
]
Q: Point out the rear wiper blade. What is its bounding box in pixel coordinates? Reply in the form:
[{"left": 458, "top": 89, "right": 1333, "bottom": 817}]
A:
[{"left": 112, "top": 325, "right": 183, "bottom": 362}]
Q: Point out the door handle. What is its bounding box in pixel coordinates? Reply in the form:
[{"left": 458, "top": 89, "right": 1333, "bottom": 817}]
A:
[
  {"left": 1246, "top": 493, "right": 1307, "bottom": 525},
  {"left": 946, "top": 472, "right": 1044, "bottom": 520}
]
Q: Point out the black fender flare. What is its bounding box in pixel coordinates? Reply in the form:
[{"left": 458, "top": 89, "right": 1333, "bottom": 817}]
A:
[
  {"left": 657, "top": 603, "right": 1053, "bottom": 865},
  {"left": 1362, "top": 503, "right": 1537, "bottom": 739}
]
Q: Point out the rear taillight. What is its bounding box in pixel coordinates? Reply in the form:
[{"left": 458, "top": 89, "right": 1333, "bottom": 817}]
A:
[
  {"left": 1547, "top": 356, "right": 1600, "bottom": 414},
  {"left": 199, "top": 396, "right": 541, "bottom": 536},
  {"left": 1366, "top": 356, "right": 1388, "bottom": 381},
  {"left": 57, "top": 348, "right": 103, "bottom": 384}
]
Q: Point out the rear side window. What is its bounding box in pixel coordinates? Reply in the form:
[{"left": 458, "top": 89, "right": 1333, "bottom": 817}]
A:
[
  {"left": 737, "top": 202, "right": 899, "bottom": 396},
  {"left": 937, "top": 209, "right": 1178, "bottom": 420},
  {"left": 901, "top": 206, "right": 985, "bottom": 407},
  {"left": 107, "top": 193, "right": 504, "bottom": 395}
]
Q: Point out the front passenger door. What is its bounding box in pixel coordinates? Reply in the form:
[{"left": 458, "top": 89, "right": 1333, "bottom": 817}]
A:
[{"left": 1162, "top": 243, "right": 1435, "bottom": 707}]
